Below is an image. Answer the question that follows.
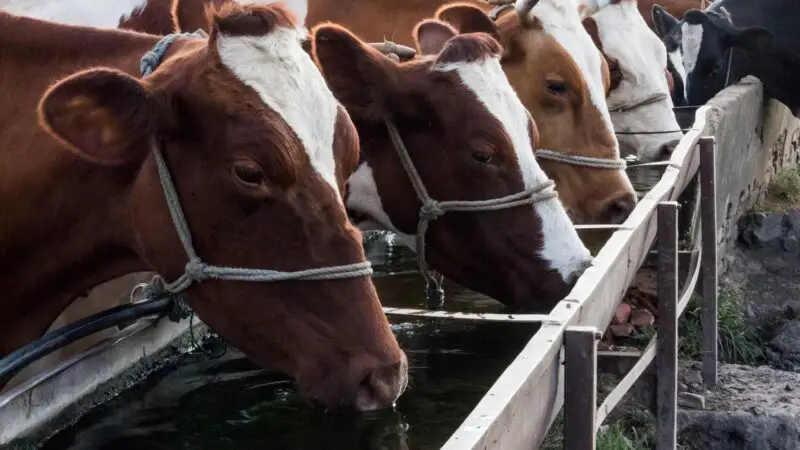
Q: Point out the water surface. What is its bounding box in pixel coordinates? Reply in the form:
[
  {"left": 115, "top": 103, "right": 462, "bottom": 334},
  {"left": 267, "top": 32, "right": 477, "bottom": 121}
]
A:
[{"left": 42, "top": 232, "right": 539, "bottom": 450}]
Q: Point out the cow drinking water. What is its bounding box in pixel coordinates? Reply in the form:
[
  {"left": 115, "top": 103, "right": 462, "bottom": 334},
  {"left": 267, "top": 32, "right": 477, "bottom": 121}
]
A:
[
  {"left": 0, "top": 3, "right": 407, "bottom": 410},
  {"left": 580, "top": 0, "right": 684, "bottom": 162}
]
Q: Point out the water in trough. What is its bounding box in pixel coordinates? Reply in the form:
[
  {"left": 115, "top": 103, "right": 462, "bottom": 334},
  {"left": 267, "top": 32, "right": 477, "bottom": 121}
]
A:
[{"left": 39, "top": 232, "right": 544, "bottom": 450}]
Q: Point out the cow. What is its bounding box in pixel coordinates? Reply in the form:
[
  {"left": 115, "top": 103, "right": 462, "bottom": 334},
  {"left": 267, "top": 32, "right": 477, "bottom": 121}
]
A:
[
  {"left": 580, "top": 0, "right": 684, "bottom": 162},
  {"left": 635, "top": 0, "right": 711, "bottom": 105},
  {"left": 312, "top": 19, "right": 593, "bottom": 310},
  {"left": 651, "top": 0, "right": 799, "bottom": 114},
  {"left": 635, "top": 0, "right": 709, "bottom": 30},
  {"left": 0, "top": 3, "right": 409, "bottom": 411}
]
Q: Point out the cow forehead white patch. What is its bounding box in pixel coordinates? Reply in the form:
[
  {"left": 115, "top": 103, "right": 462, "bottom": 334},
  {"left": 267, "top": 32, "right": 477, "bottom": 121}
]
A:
[
  {"left": 0, "top": 0, "right": 146, "bottom": 28},
  {"left": 434, "top": 57, "right": 591, "bottom": 280},
  {"left": 681, "top": 22, "right": 704, "bottom": 74},
  {"left": 529, "top": 0, "right": 618, "bottom": 154},
  {"left": 217, "top": 26, "right": 341, "bottom": 199}
]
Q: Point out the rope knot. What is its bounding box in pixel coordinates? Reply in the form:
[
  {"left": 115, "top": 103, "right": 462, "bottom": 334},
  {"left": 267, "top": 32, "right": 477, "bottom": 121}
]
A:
[
  {"left": 185, "top": 259, "right": 211, "bottom": 282},
  {"left": 420, "top": 201, "right": 444, "bottom": 221}
]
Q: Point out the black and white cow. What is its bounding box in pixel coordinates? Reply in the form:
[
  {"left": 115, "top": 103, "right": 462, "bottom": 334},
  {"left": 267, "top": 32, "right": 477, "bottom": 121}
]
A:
[{"left": 651, "top": 0, "right": 800, "bottom": 115}]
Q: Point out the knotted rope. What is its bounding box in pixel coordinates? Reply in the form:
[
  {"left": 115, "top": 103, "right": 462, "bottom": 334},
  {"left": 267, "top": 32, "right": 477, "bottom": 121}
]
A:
[
  {"left": 384, "top": 121, "right": 558, "bottom": 309},
  {"left": 133, "top": 31, "right": 374, "bottom": 321}
]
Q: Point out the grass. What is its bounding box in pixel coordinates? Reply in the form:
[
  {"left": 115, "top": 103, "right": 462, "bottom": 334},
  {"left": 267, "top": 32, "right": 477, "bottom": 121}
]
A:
[
  {"left": 757, "top": 166, "right": 800, "bottom": 212},
  {"left": 629, "top": 282, "right": 764, "bottom": 365},
  {"left": 678, "top": 283, "right": 764, "bottom": 365},
  {"left": 542, "top": 410, "right": 655, "bottom": 450}
]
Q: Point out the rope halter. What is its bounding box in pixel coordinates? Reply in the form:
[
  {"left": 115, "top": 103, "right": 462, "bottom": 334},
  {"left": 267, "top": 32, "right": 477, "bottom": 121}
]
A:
[
  {"left": 384, "top": 121, "right": 558, "bottom": 309},
  {"left": 133, "top": 31, "right": 373, "bottom": 313}
]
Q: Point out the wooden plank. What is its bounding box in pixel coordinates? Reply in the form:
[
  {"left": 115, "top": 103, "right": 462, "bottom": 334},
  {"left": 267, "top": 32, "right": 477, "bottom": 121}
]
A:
[
  {"left": 656, "top": 202, "right": 679, "bottom": 450},
  {"left": 441, "top": 105, "right": 713, "bottom": 450},
  {"left": 564, "top": 326, "right": 599, "bottom": 450},
  {"left": 699, "top": 136, "right": 719, "bottom": 388},
  {"left": 596, "top": 338, "right": 656, "bottom": 428},
  {"left": 381, "top": 308, "right": 551, "bottom": 323}
]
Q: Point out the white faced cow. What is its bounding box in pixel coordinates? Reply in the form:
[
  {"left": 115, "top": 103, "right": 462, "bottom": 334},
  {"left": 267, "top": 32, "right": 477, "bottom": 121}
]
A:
[
  {"left": 582, "top": 0, "right": 684, "bottom": 162},
  {"left": 652, "top": 0, "right": 800, "bottom": 116}
]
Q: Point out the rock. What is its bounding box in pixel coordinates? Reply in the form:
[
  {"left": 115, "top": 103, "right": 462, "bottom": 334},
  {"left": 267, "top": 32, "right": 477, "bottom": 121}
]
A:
[
  {"left": 762, "top": 256, "right": 788, "bottom": 274},
  {"left": 630, "top": 309, "right": 655, "bottom": 327},
  {"left": 781, "top": 235, "right": 799, "bottom": 253},
  {"left": 679, "top": 411, "right": 800, "bottom": 450},
  {"left": 609, "top": 323, "right": 634, "bottom": 338},
  {"left": 739, "top": 212, "right": 787, "bottom": 249},
  {"left": 678, "top": 392, "right": 706, "bottom": 410},
  {"left": 754, "top": 213, "right": 788, "bottom": 244},
  {"left": 677, "top": 363, "right": 800, "bottom": 450},
  {"left": 786, "top": 210, "right": 800, "bottom": 231},
  {"left": 613, "top": 303, "right": 632, "bottom": 324},
  {"left": 769, "top": 319, "right": 800, "bottom": 363}
]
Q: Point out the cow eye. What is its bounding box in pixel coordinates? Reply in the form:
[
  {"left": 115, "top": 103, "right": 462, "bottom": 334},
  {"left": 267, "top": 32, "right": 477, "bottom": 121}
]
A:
[
  {"left": 232, "top": 161, "right": 266, "bottom": 187},
  {"left": 546, "top": 80, "right": 568, "bottom": 95}
]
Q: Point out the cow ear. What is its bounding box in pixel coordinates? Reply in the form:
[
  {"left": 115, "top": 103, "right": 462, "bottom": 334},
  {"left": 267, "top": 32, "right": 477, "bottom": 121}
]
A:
[
  {"left": 652, "top": 4, "right": 680, "bottom": 38},
  {"left": 436, "top": 4, "right": 501, "bottom": 42},
  {"left": 726, "top": 26, "right": 772, "bottom": 53},
  {"left": 312, "top": 24, "right": 397, "bottom": 119},
  {"left": 413, "top": 19, "right": 458, "bottom": 56},
  {"left": 39, "top": 68, "right": 157, "bottom": 166}
]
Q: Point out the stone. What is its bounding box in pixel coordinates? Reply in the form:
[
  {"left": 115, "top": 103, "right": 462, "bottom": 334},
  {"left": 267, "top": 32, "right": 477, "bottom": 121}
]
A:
[
  {"left": 677, "top": 363, "right": 800, "bottom": 450},
  {"left": 613, "top": 303, "right": 632, "bottom": 324},
  {"left": 769, "top": 319, "right": 800, "bottom": 359},
  {"left": 780, "top": 235, "right": 799, "bottom": 253},
  {"left": 753, "top": 213, "right": 788, "bottom": 245},
  {"left": 630, "top": 309, "right": 655, "bottom": 327},
  {"left": 678, "top": 392, "right": 706, "bottom": 410},
  {"left": 609, "top": 323, "right": 634, "bottom": 338},
  {"left": 762, "top": 256, "right": 787, "bottom": 274}
]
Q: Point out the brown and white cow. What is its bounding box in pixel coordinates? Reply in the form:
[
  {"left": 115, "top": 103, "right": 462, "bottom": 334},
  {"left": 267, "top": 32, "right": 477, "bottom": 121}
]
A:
[
  {"left": 580, "top": 0, "right": 684, "bottom": 162},
  {"left": 0, "top": 3, "right": 408, "bottom": 410},
  {"left": 312, "top": 20, "right": 593, "bottom": 309}
]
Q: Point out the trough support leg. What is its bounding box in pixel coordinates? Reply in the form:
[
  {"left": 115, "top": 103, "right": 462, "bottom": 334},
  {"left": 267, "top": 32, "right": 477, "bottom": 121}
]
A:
[
  {"left": 657, "top": 201, "right": 679, "bottom": 450},
  {"left": 564, "top": 326, "right": 599, "bottom": 450},
  {"left": 699, "top": 137, "right": 719, "bottom": 388}
]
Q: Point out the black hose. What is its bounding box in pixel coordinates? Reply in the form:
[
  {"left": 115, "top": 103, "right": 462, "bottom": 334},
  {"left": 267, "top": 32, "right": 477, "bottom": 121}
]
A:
[{"left": 0, "top": 297, "right": 175, "bottom": 388}]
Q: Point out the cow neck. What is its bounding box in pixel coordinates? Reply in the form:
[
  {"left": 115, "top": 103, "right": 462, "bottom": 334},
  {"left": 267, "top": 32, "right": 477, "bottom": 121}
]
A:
[{"left": 0, "top": 31, "right": 179, "bottom": 357}]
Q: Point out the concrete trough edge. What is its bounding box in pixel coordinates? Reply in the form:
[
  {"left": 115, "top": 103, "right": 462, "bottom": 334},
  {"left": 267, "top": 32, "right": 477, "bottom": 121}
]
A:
[{"left": 0, "top": 317, "right": 207, "bottom": 447}]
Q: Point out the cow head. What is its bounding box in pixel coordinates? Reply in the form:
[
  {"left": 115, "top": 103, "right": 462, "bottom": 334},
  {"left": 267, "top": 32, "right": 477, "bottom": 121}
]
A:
[
  {"left": 435, "top": 1, "right": 637, "bottom": 225},
  {"left": 652, "top": 4, "right": 771, "bottom": 106},
  {"left": 38, "top": 3, "right": 406, "bottom": 411},
  {"left": 312, "top": 21, "right": 592, "bottom": 311},
  {"left": 582, "top": 0, "right": 684, "bottom": 162}
]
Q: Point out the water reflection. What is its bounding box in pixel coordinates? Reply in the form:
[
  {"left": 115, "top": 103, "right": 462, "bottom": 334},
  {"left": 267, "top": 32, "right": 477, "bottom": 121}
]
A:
[{"left": 42, "top": 319, "right": 539, "bottom": 450}]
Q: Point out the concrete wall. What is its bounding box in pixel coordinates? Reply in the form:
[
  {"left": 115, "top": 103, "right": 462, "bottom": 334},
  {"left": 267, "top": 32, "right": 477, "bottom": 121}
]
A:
[{"left": 703, "top": 76, "right": 800, "bottom": 276}]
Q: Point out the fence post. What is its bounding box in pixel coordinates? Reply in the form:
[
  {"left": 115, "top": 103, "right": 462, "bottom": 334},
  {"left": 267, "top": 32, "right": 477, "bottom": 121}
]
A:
[
  {"left": 564, "top": 326, "right": 600, "bottom": 450},
  {"left": 657, "top": 201, "right": 679, "bottom": 450},
  {"left": 699, "top": 137, "right": 719, "bottom": 388}
]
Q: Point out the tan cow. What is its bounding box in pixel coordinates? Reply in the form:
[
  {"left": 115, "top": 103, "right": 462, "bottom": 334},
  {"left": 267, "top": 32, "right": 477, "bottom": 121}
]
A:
[{"left": 0, "top": 3, "right": 407, "bottom": 410}]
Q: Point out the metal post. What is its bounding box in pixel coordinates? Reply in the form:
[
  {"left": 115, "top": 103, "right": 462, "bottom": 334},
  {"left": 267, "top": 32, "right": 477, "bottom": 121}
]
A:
[
  {"left": 699, "top": 137, "right": 719, "bottom": 388},
  {"left": 656, "top": 201, "right": 679, "bottom": 450},
  {"left": 564, "top": 326, "right": 599, "bottom": 450}
]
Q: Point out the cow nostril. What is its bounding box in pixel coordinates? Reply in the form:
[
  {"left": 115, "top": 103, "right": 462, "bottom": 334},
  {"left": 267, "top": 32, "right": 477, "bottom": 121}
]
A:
[
  {"left": 602, "top": 193, "right": 637, "bottom": 225},
  {"left": 657, "top": 138, "right": 682, "bottom": 161}
]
